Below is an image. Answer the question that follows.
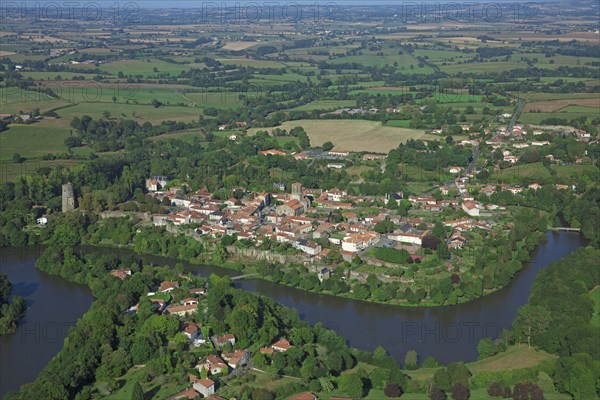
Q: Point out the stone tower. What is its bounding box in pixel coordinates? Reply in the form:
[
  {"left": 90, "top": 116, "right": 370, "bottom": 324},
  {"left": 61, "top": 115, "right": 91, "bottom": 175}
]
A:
[
  {"left": 62, "top": 182, "right": 76, "bottom": 212},
  {"left": 291, "top": 182, "right": 303, "bottom": 202}
]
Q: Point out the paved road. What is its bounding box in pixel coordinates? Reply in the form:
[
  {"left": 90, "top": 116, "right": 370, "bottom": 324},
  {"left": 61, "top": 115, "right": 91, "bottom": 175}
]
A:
[{"left": 507, "top": 99, "right": 526, "bottom": 133}]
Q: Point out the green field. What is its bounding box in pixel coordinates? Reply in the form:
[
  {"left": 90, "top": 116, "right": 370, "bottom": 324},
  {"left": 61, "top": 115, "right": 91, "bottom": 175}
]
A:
[
  {"left": 385, "top": 120, "right": 412, "bottom": 127},
  {"left": 56, "top": 102, "right": 203, "bottom": 123},
  {"left": 0, "top": 121, "right": 72, "bottom": 161},
  {"left": 95, "top": 58, "right": 202, "bottom": 77},
  {"left": 290, "top": 100, "right": 356, "bottom": 112},
  {"left": 101, "top": 366, "right": 188, "bottom": 400},
  {"left": 557, "top": 105, "right": 598, "bottom": 113},
  {"left": 441, "top": 61, "right": 523, "bottom": 74},
  {"left": 0, "top": 87, "right": 71, "bottom": 113},
  {"left": 492, "top": 162, "right": 597, "bottom": 183},
  {"left": 520, "top": 112, "right": 596, "bottom": 125}
]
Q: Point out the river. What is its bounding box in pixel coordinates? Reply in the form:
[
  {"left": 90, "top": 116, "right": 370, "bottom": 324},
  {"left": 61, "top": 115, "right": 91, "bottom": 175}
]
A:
[
  {"left": 0, "top": 231, "right": 585, "bottom": 397},
  {"left": 0, "top": 246, "right": 94, "bottom": 398}
]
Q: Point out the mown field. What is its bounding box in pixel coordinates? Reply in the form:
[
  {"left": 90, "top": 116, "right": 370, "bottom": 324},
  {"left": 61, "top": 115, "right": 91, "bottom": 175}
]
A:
[
  {"left": 0, "top": 120, "right": 72, "bottom": 162},
  {"left": 492, "top": 162, "right": 597, "bottom": 183},
  {"left": 250, "top": 120, "right": 435, "bottom": 153}
]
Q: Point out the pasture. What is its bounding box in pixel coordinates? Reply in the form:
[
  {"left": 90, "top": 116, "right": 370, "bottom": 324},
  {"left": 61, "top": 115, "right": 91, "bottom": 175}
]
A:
[
  {"left": 0, "top": 120, "right": 73, "bottom": 162},
  {"left": 250, "top": 119, "right": 434, "bottom": 153},
  {"left": 523, "top": 98, "right": 599, "bottom": 112}
]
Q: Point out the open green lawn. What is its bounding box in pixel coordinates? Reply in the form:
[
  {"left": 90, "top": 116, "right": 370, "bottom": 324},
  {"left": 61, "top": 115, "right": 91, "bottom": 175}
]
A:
[
  {"left": 468, "top": 344, "right": 557, "bottom": 374},
  {"left": 0, "top": 121, "right": 72, "bottom": 161},
  {"left": 399, "top": 163, "right": 453, "bottom": 182},
  {"left": 216, "top": 58, "right": 287, "bottom": 68},
  {"left": 520, "top": 112, "right": 595, "bottom": 124},
  {"left": 95, "top": 58, "right": 201, "bottom": 77},
  {"left": 441, "top": 61, "right": 523, "bottom": 74},
  {"left": 36, "top": 83, "right": 196, "bottom": 106},
  {"left": 0, "top": 159, "right": 83, "bottom": 183},
  {"left": 0, "top": 87, "right": 71, "bottom": 113},
  {"left": 290, "top": 100, "right": 356, "bottom": 112},
  {"left": 57, "top": 102, "right": 203, "bottom": 123},
  {"left": 518, "top": 92, "right": 599, "bottom": 101},
  {"left": 320, "top": 346, "right": 567, "bottom": 399},
  {"left": 492, "top": 162, "right": 597, "bottom": 183},
  {"left": 101, "top": 366, "right": 188, "bottom": 400},
  {"left": 385, "top": 120, "right": 412, "bottom": 128},
  {"left": 557, "top": 105, "right": 598, "bottom": 113},
  {"left": 148, "top": 292, "right": 171, "bottom": 302},
  {"left": 181, "top": 92, "right": 247, "bottom": 109},
  {"left": 20, "top": 71, "right": 107, "bottom": 80}
]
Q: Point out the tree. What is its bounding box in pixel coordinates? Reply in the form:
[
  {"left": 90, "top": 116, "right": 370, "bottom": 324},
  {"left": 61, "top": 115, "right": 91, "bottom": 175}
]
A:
[
  {"left": 477, "top": 338, "right": 497, "bottom": 359},
  {"left": 488, "top": 382, "right": 511, "bottom": 398},
  {"left": 451, "top": 383, "right": 470, "bottom": 400},
  {"left": 369, "top": 367, "right": 391, "bottom": 390},
  {"left": 512, "top": 382, "right": 544, "bottom": 400},
  {"left": 338, "top": 373, "right": 364, "bottom": 398},
  {"left": 512, "top": 304, "right": 551, "bottom": 348},
  {"left": 374, "top": 345, "right": 388, "bottom": 362},
  {"left": 553, "top": 354, "right": 600, "bottom": 399},
  {"left": 322, "top": 141, "right": 334, "bottom": 151},
  {"left": 422, "top": 235, "right": 441, "bottom": 250},
  {"left": 384, "top": 383, "right": 403, "bottom": 398},
  {"left": 447, "top": 362, "right": 471, "bottom": 386},
  {"left": 131, "top": 381, "right": 144, "bottom": 400},
  {"left": 12, "top": 153, "right": 24, "bottom": 163},
  {"left": 300, "top": 355, "right": 318, "bottom": 381},
  {"left": 430, "top": 386, "right": 447, "bottom": 400},
  {"left": 404, "top": 350, "right": 418, "bottom": 370},
  {"left": 433, "top": 369, "right": 451, "bottom": 391},
  {"left": 422, "top": 356, "right": 441, "bottom": 368},
  {"left": 374, "top": 219, "right": 396, "bottom": 234}
]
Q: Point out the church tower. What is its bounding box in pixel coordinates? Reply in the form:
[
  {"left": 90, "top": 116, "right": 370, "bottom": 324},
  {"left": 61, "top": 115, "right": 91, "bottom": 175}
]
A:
[{"left": 291, "top": 182, "right": 303, "bottom": 202}]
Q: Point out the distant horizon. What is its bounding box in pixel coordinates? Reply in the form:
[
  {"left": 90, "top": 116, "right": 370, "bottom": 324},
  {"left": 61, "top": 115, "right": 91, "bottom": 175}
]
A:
[{"left": 13, "top": 0, "right": 568, "bottom": 7}]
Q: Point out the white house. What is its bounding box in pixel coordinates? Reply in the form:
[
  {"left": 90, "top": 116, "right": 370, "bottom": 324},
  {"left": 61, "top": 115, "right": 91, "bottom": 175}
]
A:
[
  {"left": 192, "top": 378, "right": 215, "bottom": 397},
  {"left": 166, "top": 304, "right": 197, "bottom": 317},
  {"left": 461, "top": 200, "right": 480, "bottom": 217},
  {"left": 36, "top": 215, "right": 48, "bottom": 225},
  {"left": 198, "top": 355, "right": 228, "bottom": 375},
  {"left": 222, "top": 349, "right": 250, "bottom": 369},
  {"left": 341, "top": 232, "right": 378, "bottom": 253},
  {"left": 388, "top": 229, "right": 429, "bottom": 246},
  {"left": 293, "top": 239, "right": 322, "bottom": 256},
  {"left": 183, "top": 322, "right": 202, "bottom": 341},
  {"left": 146, "top": 176, "right": 168, "bottom": 192},
  {"left": 328, "top": 149, "right": 350, "bottom": 157}
]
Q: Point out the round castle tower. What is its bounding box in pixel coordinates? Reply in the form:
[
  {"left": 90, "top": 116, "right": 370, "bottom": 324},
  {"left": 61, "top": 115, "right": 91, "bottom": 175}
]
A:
[{"left": 62, "top": 182, "right": 76, "bottom": 212}]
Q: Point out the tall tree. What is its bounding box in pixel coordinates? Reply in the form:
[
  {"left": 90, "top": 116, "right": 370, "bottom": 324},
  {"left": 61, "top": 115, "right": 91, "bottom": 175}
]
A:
[{"left": 131, "top": 381, "right": 144, "bottom": 400}]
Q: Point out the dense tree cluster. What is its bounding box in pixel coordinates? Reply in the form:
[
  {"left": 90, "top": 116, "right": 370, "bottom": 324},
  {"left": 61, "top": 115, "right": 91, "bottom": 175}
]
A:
[
  {"left": 509, "top": 247, "right": 600, "bottom": 399},
  {"left": 0, "top": 273, "right": 26, "bottom": 335}
]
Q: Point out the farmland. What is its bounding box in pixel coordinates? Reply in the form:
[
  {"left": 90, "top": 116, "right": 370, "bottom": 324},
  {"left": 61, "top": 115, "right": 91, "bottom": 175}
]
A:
[{"left": 250, "top": 120, "right": 433, "bottom": 153}]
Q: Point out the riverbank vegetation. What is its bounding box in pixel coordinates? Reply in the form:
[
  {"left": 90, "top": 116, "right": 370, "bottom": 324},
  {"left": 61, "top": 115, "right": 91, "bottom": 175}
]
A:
[
  {"left": 5, "top": 247, "right": 413, "bottom": 400},
  {"left": 5, "top": 245, "right": 594, "bottom": 400},
  {"left": 0, "top": 273, "right": 27, "bottom": 335},
  {"left": 469, "top": 247, "right": 600, "bottom": 400}
]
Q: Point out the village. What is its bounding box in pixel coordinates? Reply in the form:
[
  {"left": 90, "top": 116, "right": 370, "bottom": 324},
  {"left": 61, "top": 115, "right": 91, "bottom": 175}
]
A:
[{"left": 107, "top": 269, "right": 345, "bottom": 400}]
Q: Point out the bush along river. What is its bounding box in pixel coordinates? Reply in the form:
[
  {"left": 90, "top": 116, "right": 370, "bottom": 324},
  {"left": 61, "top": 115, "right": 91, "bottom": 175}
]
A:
[{"left": 0, "top": 231, "right": 585, "bottom": 396}]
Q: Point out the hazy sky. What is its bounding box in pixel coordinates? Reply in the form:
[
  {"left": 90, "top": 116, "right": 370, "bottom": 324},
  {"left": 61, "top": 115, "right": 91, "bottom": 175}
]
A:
[{"left": 23, "top": 0, "right": 543, "bottom": 8}]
